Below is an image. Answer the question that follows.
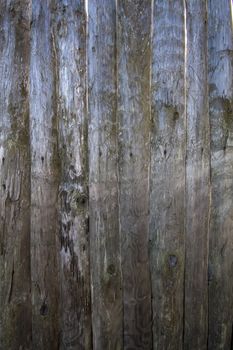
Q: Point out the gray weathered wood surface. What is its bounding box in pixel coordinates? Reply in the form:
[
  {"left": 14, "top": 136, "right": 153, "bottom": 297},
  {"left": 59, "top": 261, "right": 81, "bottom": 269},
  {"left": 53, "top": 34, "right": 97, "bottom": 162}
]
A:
[
  {"left": 208, "top": 0, "right": 233, "bottom": 349},
  {"left": 118, "top": 1, "right": 152, "bottom": 349},
  {"left": 88, "top": 1, "right": 123, "bottom": 349},
  {"left": 30, "top": 1, "right": 60, "bottom": 348},
  {"left": 149, "top": 1, "right": 186, "bottom": 348},
  {"left": 185, "top": 1, "right": 210, "bottom": 349},
  {"left": 0, "top": 1, "right": 31, "bottom": 349},
  {"left": 52, "top": 0, "right": 91, "bottom": 350},
  {"left": 0, "top": 1, "right": 233, "bottom": 349},
  {"left": 54, "top": 1, "right": 92, "bottom": 349}
]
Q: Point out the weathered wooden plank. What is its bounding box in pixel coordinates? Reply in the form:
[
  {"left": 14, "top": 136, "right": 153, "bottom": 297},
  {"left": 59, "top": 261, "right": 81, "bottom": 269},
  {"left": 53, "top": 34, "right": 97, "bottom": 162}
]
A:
[
  {"left": 117, "top": 1, "right": 152, "bottom": 349},
  {"left": 52, "top": 1, "right": 92, "bottom": 349},
  {"left": 208, "top": 0, "right": 233, "bottom": 348},
  {"left": 184, "top": 1, "right": 210, "bottom": 349},
  {"left": 0, "top": 1, "right": 31, "bottom": 349},
  {"left": 30, "top": 1, "right": 60, "bottom": 348},
  {"left": 149, "top": 1, "right": 186, "bottom": 349},
  {"left": 88, "top": 1, "right": 123, "bottom": 349}
]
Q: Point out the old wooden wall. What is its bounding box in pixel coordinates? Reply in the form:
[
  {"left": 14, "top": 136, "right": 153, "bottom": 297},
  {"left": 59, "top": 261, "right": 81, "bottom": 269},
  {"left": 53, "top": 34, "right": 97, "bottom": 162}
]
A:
[{"left": 0, "top": 0, "right": 233, "bottom": 349}]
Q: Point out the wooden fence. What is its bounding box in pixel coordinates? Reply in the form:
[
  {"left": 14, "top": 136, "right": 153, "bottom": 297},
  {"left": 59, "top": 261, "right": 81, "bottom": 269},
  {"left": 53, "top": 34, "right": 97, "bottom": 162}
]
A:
[{"left": 0, "top": 0, "right": 233, "bottom": 349}]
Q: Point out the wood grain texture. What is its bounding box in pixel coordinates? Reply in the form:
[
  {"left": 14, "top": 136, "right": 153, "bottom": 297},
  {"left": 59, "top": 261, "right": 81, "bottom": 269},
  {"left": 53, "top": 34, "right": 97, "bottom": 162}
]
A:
[
  {"left": 30, "top": 1, "right": 60, "bottom": 348},
  {"left": 208, "top": 0, "right": 233, "bottom": 349},
  {"left": 0, "top": 3, "right": 233, "bottom": 349},
  {"left": 52, "top": 1, "right": 92, "bottom": 349},
  {"left": 184, "top": 1, "right": 210, "bottom": 349},
  {"left": 149, "top": 1, "right": 186, "bottom": 349},
  {"left": 0, "top": 1, "right": 31, "bottom": 349},
  {"left": 88, "top": 1, "right": 123, "bottom": 349},
  {"left": 117, "top": 1, "right": 152, "bottom": 349}
]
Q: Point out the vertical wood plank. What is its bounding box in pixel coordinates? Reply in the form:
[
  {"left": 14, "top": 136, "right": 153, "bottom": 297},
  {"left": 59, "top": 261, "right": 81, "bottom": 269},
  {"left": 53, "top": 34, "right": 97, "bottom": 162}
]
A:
[
  {"left": 30, "top": 1, "right": 60, "bottom": 348},
  {"left": 53, "top": 1, "right": 92, "bottom": 348},
  {"left": 149, "top": 1, "right": 186, "bottom": 349},
  {"left": 208, "top": 1, "right": 233, "bottom": 348},
  {"left": 0, "top": 1, "right": 32, "bottom": 349},
  {"left": 184, "top": 1, "right": 210, "bottom": 349},
  {"left": 88, "top": 1, "right": 123, "bottom": 349},
  {"left": 117, "top": 1, "right": 152, "bottom": 349}
]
